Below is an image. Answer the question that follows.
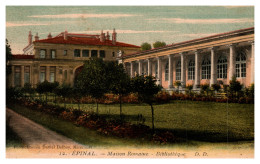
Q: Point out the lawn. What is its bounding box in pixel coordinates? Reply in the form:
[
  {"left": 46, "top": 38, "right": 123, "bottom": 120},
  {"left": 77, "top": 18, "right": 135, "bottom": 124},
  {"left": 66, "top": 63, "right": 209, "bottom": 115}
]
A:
[{"left": 54, "top": 100, "right": 254, "bottom": 142}]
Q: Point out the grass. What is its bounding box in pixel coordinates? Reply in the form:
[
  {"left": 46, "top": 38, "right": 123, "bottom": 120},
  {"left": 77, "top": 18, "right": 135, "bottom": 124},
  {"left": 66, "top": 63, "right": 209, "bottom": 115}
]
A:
[
  {"left": 7, "top": 103, "right": 172, "bottom": 148},
  {"left": 7, "top": 100, "right": 254, "bottom": 148},
  {"left": 53, "top": 100, "right": 254, "bottom": 142}
]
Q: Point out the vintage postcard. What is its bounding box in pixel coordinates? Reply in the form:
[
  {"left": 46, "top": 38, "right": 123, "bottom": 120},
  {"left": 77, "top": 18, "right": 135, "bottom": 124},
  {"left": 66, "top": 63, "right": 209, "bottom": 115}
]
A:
[{"left": 5, "top": 5, "right": 255, "bottom": 158}]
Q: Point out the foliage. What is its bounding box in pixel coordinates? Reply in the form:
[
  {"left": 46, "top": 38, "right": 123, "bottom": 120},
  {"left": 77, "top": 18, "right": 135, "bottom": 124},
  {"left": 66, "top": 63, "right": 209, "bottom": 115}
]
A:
[
  {"left": 74, "top": 58, "right": 109, "bottom": 113},
  {"left": 21, "top": 83, "right": 35, "bottom": 95},
  {"left": 36, "top": 80, "right": 59, "bottom": 103},
  {"left": 6, "top": 39, "right": 12, "bottom": 76},
  {"left": 211, "top": 84, "right": 221, "bottom": 92},
  {"left": 186, "top": 84, "right": 193, "bottom": 94},
  {"left": 131, "top": 75, "right": 162, "bottom": 131},
  {"left": 54, "top": 84, "right": 73, "bottom": 108},
  {"left": 106, "top": 62, "right": 131, "bottom": 117},
  {"left": 153, "top": 41, "right": 166, "bottom": 48},
  {"left": 141, "top": 42, "right": 152, "bottom": 51},
  {"left": 6, "top": 87, "right": 23, "bottom": 103},
  {"left": 200, "top": 84, "right": 210, "bottom": 96},
  {"left": 229, "top": 76, "right": 242, "bottom": 97}
]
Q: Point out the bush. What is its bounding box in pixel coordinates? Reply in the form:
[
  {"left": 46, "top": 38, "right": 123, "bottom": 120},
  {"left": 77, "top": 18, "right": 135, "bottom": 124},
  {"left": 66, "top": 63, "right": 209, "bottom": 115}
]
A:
[
  {"left": 155, "top": 91, "right": 171, "bottom": 103},
  {"left": 211, "top": 84, "right": 221, "bottom": 92}
]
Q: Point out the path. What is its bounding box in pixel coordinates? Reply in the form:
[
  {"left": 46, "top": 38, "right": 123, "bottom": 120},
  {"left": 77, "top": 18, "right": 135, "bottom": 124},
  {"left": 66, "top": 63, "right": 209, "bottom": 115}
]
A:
[{"left": 6, "top": 108, "right": 85, "bottom": 147}]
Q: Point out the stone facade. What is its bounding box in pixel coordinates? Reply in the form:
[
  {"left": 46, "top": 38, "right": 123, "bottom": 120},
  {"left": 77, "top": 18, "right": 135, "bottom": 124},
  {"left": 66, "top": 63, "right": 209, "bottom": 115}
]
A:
[
  {"left": 122, "top": 27, "right": 254, "bottom": 89},
  {"left": 8, "top": 29, "right": 141, "bottom": 87}
]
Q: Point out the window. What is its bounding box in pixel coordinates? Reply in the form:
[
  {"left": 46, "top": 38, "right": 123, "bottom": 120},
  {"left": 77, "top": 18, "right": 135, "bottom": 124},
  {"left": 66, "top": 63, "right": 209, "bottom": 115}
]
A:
[
  {"left": 64, "top": 50, "right": 68, "bottom": 56},
  {"left": 91, "top": 50, "right": 98, "bottom": 57},
  {"left": 14, "top": 66, "right": 21, "bottom": 87},
  {"left": 40, "top": 49, "right": 46, "bottom": 58},
  {"left": 176, "top": 61, "right": 181, "bottom": 80},
  {"left": 235, "top": 51, "right": 247, "bottom": 78},
  {"left": 82, "top": 50, "right": 89, "bottom": 57},
  {"left": 51, "top": 50, "right": 56, "bottom": 59},
  {"left": 202, "top": 58, "right": 211, "bottom": 79},
  {"left": 217, "top": 55, "right": 227, "bottom": 78},
  {"left": 74, "top": 49, "right": 80, "bottom": 57},
  {"left": 24, "top": 66, "right": 30, "bottom": 84},
  {"left": 100, "top": 50, "right": 105, "bottom": 58},
  {"left": 50, "top": 66, "right": 56, "bottom": 83},
  {"left": 188, "top": 60, "right": 195, "bottom": 80},
  {"left": 165, "top": 61, "right": 169, "bottom": 81},
  {"left": 155, "top": 62, "right": 158, "bottom": 78},
  {"left": 112, "top": 52, "right": 115, "bottom": 57},
  {"left": 40, "top": 66, "right": 46, "bottom": 83}
]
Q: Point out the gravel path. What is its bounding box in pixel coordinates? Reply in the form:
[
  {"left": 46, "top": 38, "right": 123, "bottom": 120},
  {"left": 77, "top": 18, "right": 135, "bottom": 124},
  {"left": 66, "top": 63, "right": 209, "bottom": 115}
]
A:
[{"left": 6, "top": 108, "right": 85, "bottom": 147}]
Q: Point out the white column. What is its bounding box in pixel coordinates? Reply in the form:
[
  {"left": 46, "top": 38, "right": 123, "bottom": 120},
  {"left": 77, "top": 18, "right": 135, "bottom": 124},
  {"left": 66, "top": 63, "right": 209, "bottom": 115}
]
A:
[
  {"left": 138, "top": 60, "right": 143, "bottom": 75},
  {"left": 210, "top": 47, "right": 217, "bottom": 86},
  {"left": 168, "top": 54, "right": 173, "bottom": 88},
  {"left": 229, "top": 44, "right": 236, "bottom": 80},
  {"left": 194, "top": 51, "right": 200, "bottom": 89},
  {"left": 251, "top": 42, "right": 254, "bottom": 84},
  {"left": 147, "top": 58, "right": 152, "bottom": 76},
  {"left": 157, "top": 57, "right": 162, "bottom": 85},
  {"left": 130, "top": 62, "right": 134, "bottom": 77},
  {"left": 180, "top": 53, "right": 186, "bottom": 87}
]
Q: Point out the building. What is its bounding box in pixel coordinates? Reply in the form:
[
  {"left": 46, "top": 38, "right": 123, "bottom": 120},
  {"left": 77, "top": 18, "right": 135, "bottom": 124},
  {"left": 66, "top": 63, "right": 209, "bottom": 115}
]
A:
[
  {"left": 8, "top": 29, "right": 141, "bottom": 87},
  {"left": 122, "top": 27, "right": 254, "bottom": 90}
]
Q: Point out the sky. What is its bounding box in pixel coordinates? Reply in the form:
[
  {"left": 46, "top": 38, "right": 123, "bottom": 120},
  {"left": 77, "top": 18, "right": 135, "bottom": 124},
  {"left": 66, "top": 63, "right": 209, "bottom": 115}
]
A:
[{"left": 6, "top": 6, "right": 254, "bottom": 54}]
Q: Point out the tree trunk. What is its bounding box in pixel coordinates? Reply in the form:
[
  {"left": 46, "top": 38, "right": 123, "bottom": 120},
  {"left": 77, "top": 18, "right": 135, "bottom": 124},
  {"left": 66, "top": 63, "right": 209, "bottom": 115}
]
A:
[
  {"left": 78, "top": 100, "right": 80, "bottom": 110},
  {"left": 54, "top": 95, "right": 57, "bottom": 106},
  {"left": 45, "top": 93, "right": 48, "bottom": 104},
  {"left": 150, "top": 103, "right": 155, "bottom": 132},
  {"left": 119, "top": 95, "right": 122, "bottom": 118}
]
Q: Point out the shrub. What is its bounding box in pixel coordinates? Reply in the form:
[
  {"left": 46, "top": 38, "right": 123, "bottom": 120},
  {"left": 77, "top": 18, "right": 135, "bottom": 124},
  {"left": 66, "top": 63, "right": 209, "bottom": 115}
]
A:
[
  {"left": 155, "top": 91, "right": 171, "bottom": 103},
  {"left": 211, "top": 84, "right": 221, "bottom": 92}
]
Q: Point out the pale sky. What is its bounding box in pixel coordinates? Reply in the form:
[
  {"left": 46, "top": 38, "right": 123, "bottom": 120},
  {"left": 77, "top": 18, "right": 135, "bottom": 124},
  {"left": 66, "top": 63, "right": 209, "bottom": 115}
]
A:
[{"left": 6, "top": 6, "right": 254, "bottom": 54}]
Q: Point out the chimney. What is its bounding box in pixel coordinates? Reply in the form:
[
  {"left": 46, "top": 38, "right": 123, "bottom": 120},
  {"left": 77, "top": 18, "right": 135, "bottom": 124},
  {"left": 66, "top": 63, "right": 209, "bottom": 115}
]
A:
[
  {"left": 112, "top": 28, "right": 117, "bottom": 45},
  {"left": 64, "top": 30, "right": 68, "bottom": 40},
  {"left": 100, "top": 30, "right": 105, "bottom": 42},
  {"left": 47, "top": 32, "right": 52, "bottom": 39},
  {"left": 106, "top": 31, "right": 110, "bottom": 40},
  {"left": 28, "top": 31, "right": 32, "bottom": 45},
  {"left": 35, "top": 32, "right": 39, "bottom": 41}
]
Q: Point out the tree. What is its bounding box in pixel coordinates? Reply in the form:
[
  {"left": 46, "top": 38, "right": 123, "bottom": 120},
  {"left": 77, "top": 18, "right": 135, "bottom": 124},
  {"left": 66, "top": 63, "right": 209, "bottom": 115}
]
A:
[
  {"left": 186, "top": 84, "right": 193, "bottom": 94},
  {"left": 36, "top": 80, "right": 59, "bottom": 104},
  {"left": 106, "top": 62, "right": 131, "bottom": 118},
  {"left": 141, "top": 42, "right": 152, "bottom": 51},
  {"left": 21, "top": 83, "right": 35, "bottom": 100},
  {"left": 74, "top": 58, "right": 108, "bottom": 113},
  {"left": 174, "top": 81, "right": 181, "bottom": 92},
  {"left": 6, "top": 39, "right": 12, "bottom": 84},
  {"left": 131, "top": 75, "right": 162, "bottom": 131},
  {"left": 153, "top": 41, "right": 166, "bottom": 48},
  {"left": 55, "top": 84, "right": 73, "bottom": 108},
  {"left": 201, "top": 84, "right": 210, "bottom": 96},
  {"left": 211, "top": 84, "right": 221, "bottom": 92},
  {"left": 229, "top": 76, "right": 242, "bottom": 98}
]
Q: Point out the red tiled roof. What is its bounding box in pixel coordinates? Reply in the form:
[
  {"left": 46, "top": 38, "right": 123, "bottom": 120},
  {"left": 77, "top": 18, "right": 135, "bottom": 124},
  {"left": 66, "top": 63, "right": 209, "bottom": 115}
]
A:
[
  {"left": 34, "top": 33, "right": 140, "bottom": 48},
  {"left": 12, "top": 54, "right": 34, "bottom": 59}
]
